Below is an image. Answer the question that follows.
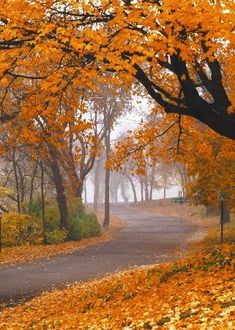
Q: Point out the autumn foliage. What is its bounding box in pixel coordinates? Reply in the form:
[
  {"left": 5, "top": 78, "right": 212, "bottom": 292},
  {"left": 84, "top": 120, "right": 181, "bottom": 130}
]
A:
[
  {"left": 0, "top": 0, "right": 234, "bottom": 140},
  {"left": 109, "top": 111, "right": 235, "bottom": 209},
  {"left": 0, "top": 244, "right": 234, "bottom": 329},
  {"left": 0, "top": 2, "right": 234, "bottom": 328}
]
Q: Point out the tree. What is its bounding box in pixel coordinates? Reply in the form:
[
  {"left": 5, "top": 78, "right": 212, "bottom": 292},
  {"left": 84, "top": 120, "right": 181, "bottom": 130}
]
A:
[{"left": 1, "top": 0, "right": 235, "bottom": 141}]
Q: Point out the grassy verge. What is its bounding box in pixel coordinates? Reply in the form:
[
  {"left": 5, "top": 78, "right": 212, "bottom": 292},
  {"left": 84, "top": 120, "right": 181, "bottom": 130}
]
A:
[
  {"left": 203, "top": 215, "right": 235, "bottom": 245},
  {"left": 0, "top": 214, "right": 125, "bottom": 267},
  {"left": 134, "top": 199, "right": 218, "bottom": 228}
]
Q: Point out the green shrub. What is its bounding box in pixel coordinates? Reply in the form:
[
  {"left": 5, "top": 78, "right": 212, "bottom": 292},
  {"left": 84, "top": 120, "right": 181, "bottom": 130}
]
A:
[
  {"left": 27, "top": 197, "right": 42, "bottom": 218},
  {"left": 46, "top": 228, "right": 68, "bottom": 245},
  {"left": 2, "top": 212, "right": 41, "bottom": 246},
  {"left": 68, "top": 197, "right": 85, "bottom": 218},
  {"left": 26, "top": 198, "right": 60, "bottom": 232},
  {"left": 44, "top": 205, "right": 60, "bottom": 231},
  {"left": 68, "top": 212, "right": 101, "bottom": 240}
]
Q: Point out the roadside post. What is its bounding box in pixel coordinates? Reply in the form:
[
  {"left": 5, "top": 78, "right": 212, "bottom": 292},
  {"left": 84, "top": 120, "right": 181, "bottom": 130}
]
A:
[
  {"left": 0, "top": 209, "right": 2, "bottom": 252},
  {"left": 171, "top": 195, "right": 190, "bottom": 259},
  {"left": 218, "top": 192, "right": 229, "bottom": 243}
]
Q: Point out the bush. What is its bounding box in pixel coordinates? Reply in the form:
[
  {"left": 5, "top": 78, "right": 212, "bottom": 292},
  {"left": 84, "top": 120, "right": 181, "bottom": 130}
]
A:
[
  {"left": 68, "top": 197, "right": 85, "bottom": 218},
  {"left": 2, "top": 212, "right": 41, "bottom": 246},
  {"left": 44, "top": 205, "right": 60, "bottom": 231},
  {"left": 46, "top": 228, "right": 68, "bottom": 245},
  {"left": 68, "top": 212, "right": 101, "bottom": 241},
  {"left": 26, "top": 198, "right": 60, "bottom": 231},
  {"left": 27, "top": 197, "right": 42, "bottom": 218}
]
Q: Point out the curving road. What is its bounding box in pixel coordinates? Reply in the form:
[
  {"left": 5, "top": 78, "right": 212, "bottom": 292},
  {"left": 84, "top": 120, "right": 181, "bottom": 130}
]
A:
[{"left": 0, "top": 204, "right": 200, "bottom": 306}]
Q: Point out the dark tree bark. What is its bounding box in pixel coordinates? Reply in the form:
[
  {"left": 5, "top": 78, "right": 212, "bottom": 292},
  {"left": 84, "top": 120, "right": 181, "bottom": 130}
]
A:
[
  {"left": 134, "top": 56, "right": 235, "bottom": 141},
  {"left": 60, "top": 140, "right": 96, "bottom": 201},
  {"left": 48, "top": 147, "right": 68, "bottom": 230},
  {"left": 16, "top": 164, "right": 24, "bottom": 205}
]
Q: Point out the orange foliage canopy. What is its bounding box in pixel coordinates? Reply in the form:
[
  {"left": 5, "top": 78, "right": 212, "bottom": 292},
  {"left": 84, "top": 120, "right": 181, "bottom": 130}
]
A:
[{"left": 0, "top": 0, "right": 234, "bottom": 140}]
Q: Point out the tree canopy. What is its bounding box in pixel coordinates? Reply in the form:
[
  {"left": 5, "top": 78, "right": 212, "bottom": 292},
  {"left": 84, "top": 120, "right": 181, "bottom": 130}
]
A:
[{"left": 0, "top": 0, "right": 234, "bottom": 140}]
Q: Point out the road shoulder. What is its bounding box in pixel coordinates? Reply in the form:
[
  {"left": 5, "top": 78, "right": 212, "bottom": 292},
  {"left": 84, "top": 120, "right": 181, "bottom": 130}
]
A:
[{"left": 0, "top": 214, "right": 125, "bottom": 267}]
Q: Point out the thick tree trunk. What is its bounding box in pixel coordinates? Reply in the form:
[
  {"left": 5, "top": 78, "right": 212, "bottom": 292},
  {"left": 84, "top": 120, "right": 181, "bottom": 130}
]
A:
[
  {"left": 49, "top": 147, "right": 68, "bottom": 230},
  {"left": 134, "top": 58, "right": 235, "bottom": 141},
  {"left": 76, "top": 182, "right": 83, "bottom": 199}
]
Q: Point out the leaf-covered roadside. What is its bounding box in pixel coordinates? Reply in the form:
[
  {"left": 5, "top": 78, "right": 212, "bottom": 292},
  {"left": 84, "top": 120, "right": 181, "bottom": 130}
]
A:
[
  {"left": 0, "top": 245, "right": 234, "bottom": 329},
  {"left": 0, "top": 215, "right": 124, "bottom": 267}
]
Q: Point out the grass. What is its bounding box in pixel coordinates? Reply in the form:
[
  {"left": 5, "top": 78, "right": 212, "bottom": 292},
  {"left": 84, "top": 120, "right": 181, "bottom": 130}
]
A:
[{"left": 203, "top": 213, "right": 235, "bottom": 245}]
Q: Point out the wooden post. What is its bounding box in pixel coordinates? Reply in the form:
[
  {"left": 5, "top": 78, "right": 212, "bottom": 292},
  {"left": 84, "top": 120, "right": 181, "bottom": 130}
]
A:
[
  {"left": 220, "top": 200, "right": 224, "bottom": 243},
  {"left": 0, "top": 211, "right": 2, "bottom": 252}
]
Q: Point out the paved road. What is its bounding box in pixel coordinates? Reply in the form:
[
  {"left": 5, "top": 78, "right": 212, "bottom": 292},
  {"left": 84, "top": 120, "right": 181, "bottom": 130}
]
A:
[{"left": 0, "top": 204, "right": 199, "bottom": 306}]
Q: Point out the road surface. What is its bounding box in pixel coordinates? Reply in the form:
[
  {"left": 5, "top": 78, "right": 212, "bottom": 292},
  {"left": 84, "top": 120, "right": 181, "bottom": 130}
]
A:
[{"left": 0, "top": 204, "right": 200, "bottom": 306}]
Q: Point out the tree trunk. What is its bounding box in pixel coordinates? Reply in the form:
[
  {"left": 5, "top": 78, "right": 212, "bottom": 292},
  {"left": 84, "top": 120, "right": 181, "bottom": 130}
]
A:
[
  {"left": 40, "top": 160, "right": 47, "bottom": 243},
  {"left": 16, "top": 164, "right": 25, "bottom": 206},
  {"left": 29, "top": 160, "right": 38, "bottom": 204},
  {"left": 93, "top": 159, "right": 101, "bottom": 212},
  {"left": 126, "top": 175, "right": 137, "bottom": 203},
  {"left": 163, "top": 186, "right": 166, "bottom": 199},
  {"left": 49, "top": 147, "right": 68, "bottom": 230},
  {"left": 140, "top": 178, "right": 144, "bottom": 202},
  {"left": 134, "top": 57, "right": 235, "bottom": 141},
  {"left": 149, "top": 165, "right": 155, "bottom": 201},
  {"left": 103, "top": 165, "right": 110, "bottom": 228},
  {"left": 144, "top": 173, "right": 149, "bottom": 201},
  {"left": 120, "top": 181, "right": 128, "bottom": 203},
  {"left": 12, "top": 148, "right": 21, "bottom": 213},
  {"left": 84, "top": 179, "right": 88, "bottom": 205},
  {"left": 177, "top": 163, "right": 188, "bottom": 197},
  {"left": 103, "top": 122, "right": 111, "bottom": 228},
  {"left": 76, "top": 181, "right": 83, "bottom": 199}
]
